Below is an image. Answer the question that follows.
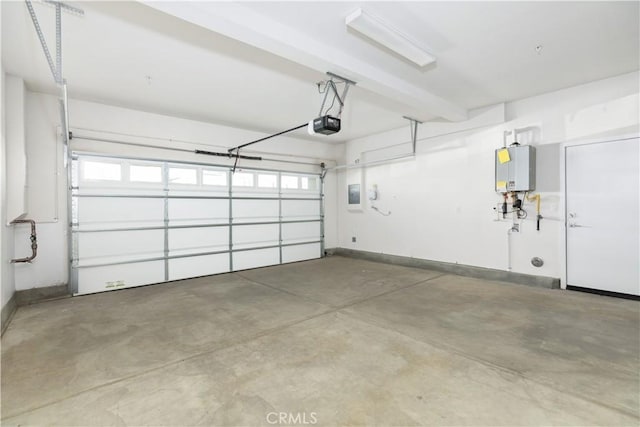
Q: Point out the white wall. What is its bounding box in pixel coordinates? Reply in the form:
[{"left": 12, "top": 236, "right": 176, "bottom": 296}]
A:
[
  {"left": 14, "top": 91, "right": 341, "bottom": 291},
  {"left": 0, "top": 1, "right": 14, "bottom": 313},
  {"left": 3, "top": 75, "right": 28, "bottom": 306},
  {"left": 1, "top": 67, "right": 18, "bottom": 310},
  {"left": 4, "top": 74, "right": 27, "bottom": 222},
  {"left": 337, "top": 71, "right": 639, "bottom": 285}
]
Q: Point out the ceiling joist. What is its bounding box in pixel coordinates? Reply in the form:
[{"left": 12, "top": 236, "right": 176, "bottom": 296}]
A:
[{"left": 142, "top": 2, "right": 468, "bottom": 122}]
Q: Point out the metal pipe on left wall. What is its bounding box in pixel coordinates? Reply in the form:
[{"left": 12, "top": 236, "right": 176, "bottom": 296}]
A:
[{"left": 10, "top": 219, "right": 38, "bottom": 263}]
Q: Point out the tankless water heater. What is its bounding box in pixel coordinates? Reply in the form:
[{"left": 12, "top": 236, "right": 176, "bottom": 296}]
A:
[{"left": 495, "top": 145, "right": 536, "bottom": 192}]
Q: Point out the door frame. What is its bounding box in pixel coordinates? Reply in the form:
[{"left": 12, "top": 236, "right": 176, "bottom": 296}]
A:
[{"left": 561, "top": 132, "right": 639, "bottom": 291}]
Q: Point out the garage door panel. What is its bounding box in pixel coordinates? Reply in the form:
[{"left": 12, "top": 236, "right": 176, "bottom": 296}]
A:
[
  {"left": 168, "top": 227, "right": 229, "bottom": 256},
  {"left": 168, "top": 188, "right": 228, "bottom": 198},
  {"left": 168, "top": 199, "right": 229, "bottom": 225},
  {"left": 77, "top": 261, "right": 165, "bottom": 294},
  {"left": 77, "top": 197, "right": 164, "bottom": 229},
  {"left": 232, "top": 189, "right": 279, "bottom": 198},
  {"left": 169, "top": 253, "right": 229, "bottom": 281},
  {"left": 282, "top": 243, "right": 321, "bottom": 263},
  {"left": 233, "top": 247, "right": 280, "bottom": 271},
  {"left": 232, "top": 199, "right": 279, "bottom": 223},
  {"left": 282, "top": 199, "right": 320, "bottom": 220},
  {"left": 282, "top": 222, "right": 321, "bottom": 244},
  {"left": 232, "top": 224, "right": 279, "bottom": 249},
  {"left": 78, "top": 229, "right": 164, "bottom": 264},
  {"left": 281, "top": 192, "right": 320, "bottom": 200}
]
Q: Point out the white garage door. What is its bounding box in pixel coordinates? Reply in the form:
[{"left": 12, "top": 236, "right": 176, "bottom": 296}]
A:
[{"left": 70, "top": 154, "right": 323, "bottom": 295}]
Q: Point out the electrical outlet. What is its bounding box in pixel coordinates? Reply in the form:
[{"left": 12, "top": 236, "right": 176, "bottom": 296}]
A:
[{"left": 352, "top": 237, "right": 356, "bottom": 243}]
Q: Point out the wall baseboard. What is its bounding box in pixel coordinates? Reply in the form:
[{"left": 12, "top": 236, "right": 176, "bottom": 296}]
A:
[
  {"left": 2, "top": 284, "right": 71, "bottom": 336},
  {"left": 1, "top": 293, "right": 18, "bottom": 337},
  {"left": 15, "top": 284, "right": 70, "bottom": 307},
  {"left": 326, "top": 248, "right": 560, "bottom": 290},
  {"left": 566, "top": 285, "right": 639, "bottom": 301}
]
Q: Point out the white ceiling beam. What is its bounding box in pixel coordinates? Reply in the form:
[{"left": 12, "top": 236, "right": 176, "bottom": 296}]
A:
[{"left": 141, "top": 2, "right": 468, "bottom": 122}]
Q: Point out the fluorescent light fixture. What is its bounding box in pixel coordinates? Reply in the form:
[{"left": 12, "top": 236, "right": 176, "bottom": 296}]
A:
[{"left": 346, "top": 8, "right": 436, "bottom": 67}]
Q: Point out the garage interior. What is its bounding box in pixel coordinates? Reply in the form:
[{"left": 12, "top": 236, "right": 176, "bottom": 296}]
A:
[{"left": 1, "top": 1, "right": 639, "bottom": 426}]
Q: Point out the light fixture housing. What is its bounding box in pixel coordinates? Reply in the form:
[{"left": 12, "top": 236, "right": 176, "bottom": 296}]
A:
[{"left": 345, "top": 8, "right": 436, "bottom": 67}]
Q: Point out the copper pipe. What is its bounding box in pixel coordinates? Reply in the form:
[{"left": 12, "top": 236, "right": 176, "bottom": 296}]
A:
[{"left": 10, "top": 219, "right": 38, "bottom": 263}]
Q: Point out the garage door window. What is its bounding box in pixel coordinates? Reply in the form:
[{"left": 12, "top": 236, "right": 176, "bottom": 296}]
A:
[
  {"left": 82, "top": 160, "right": 121, "bottom": 182},
  {"left": 232, "top": 172, "right": 254, "bottom": 187},
  {"left": 169, "top": 168, "right": 197, "bottom": 185},
  {"left": 281, "top": 175, "right": 299, "bottom": 189},
  {"left": 257, "top": 173, "right": 277, "bottom": 189},
  {"left": 202, "top": 169, "right": 227, "bottom": 186},
  {"left": 130, "top": 165, "right": 162, "bottom": 183}
]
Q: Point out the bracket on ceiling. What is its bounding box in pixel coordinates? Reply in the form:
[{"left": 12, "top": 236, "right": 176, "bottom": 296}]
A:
[
  {"left": 317, "top": 72, "right": 357, "bottom": 118},
  {"left": 25, "top": 0, "right": 83, "bottom": 146},
  {"left": 403, "top": 116, "right": 422, "bottom": 154},
  {"left": 25, "top": 0, "right": 83, "bottom": 84},
  {"left": 225, "top": 72, "right": 357, "bottom": 173}
]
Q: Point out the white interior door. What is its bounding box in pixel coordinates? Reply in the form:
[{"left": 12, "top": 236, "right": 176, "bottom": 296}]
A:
[{"left": 566, "top": 138, "right": 639, "bottom": 296}]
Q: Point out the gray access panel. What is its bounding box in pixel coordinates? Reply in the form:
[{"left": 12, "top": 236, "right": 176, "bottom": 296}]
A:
[{"left": 495, "top": 145, "right": 536, "bottom": 192}]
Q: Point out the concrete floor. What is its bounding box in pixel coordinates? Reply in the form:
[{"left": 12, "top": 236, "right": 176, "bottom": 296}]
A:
[{"left": 1, "top": 256, "right": 638, "bottom": 426}]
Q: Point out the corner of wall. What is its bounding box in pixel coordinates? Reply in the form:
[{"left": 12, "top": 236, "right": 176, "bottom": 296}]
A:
[
  {"left": 4, "top": 74, "right": 27, "bottom": 221},
  {"left": 1, "top": 67, "right": 18, "bottom": 313}
]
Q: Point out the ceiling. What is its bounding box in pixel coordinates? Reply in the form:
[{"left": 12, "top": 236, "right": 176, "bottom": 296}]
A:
[{"left": 2, "top": 1, "right": 638, "bottom": 143}]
